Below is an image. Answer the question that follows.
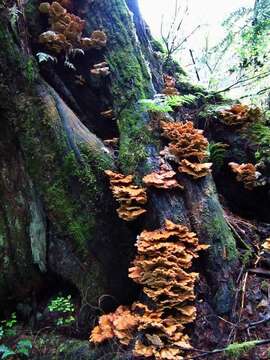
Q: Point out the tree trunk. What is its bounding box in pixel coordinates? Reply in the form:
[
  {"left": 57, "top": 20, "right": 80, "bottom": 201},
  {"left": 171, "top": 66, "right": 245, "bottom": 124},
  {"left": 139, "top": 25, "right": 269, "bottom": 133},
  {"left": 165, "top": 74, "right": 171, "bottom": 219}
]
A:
[{"left": 0, "top": 0, "right": 248, "bottom": 355}]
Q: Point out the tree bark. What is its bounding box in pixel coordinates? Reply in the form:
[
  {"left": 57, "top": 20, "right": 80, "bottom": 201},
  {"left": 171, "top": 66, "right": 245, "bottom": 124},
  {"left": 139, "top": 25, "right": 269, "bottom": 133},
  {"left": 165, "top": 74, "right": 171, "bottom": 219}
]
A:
[{"left": 0, "top": 0, "right": 242, "bottom": 351}]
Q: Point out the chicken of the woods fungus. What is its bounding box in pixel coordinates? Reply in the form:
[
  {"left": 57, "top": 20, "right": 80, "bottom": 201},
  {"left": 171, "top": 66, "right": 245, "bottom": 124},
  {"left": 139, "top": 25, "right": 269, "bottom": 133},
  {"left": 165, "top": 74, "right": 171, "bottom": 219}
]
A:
[
  {"left": 38, "top": 2, "right": 107, "bottom": 53},
  {"left": 90, "top": 220, "right": 209, "bottom": 360},
  {"left": 130, "top": 220, "right": 209, "bottom": 359},
  {"left": 160, "top": 121, "right": 212, "bottom": 180},
  {"left": 90, "top": 62, "right": 110, "bottom": 76},
  {"left": 229, "top": 162, "right": 259, "bottom": 190},
  {"left": 161, "top": 121, "right": 208, "bottom": 162},
  {"left": 90, "top": 305, "right": 139, "bottom": 345},
  {"left": 143, "top": 169, "right": 184, "bottom": 190},
  {"left": 162, "top": 74, "right": 179, "bottom": 96},
  {"left": 219, "top": 104, "right": 261, "bottom": 126},
  {"left": 179, "top": 159, "right": 212, "bottom": 179},
  {"left": 104, "top": 170, "right": 147, "bottom": 221}
]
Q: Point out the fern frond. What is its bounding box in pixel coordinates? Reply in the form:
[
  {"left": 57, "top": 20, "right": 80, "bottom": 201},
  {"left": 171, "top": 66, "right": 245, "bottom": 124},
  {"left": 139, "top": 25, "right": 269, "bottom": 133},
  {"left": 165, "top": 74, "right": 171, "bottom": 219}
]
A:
[
  {"left": 69, "top": 48, "right": 85, "bottom": 57},
  {"left": 139, "top": 99, "right": 173, "bottom": 113},
  {"left": 64, "top": 59, "right": 76, "bottom": 71},
  {"left": 208, "top": 142, "right": 229, "bottom": 170},
  {"left": 166, "top": 94, "right": 197, "bottom": 108},
  {"left": 36, "top": 52, "right": 57, "bottom": 64}
]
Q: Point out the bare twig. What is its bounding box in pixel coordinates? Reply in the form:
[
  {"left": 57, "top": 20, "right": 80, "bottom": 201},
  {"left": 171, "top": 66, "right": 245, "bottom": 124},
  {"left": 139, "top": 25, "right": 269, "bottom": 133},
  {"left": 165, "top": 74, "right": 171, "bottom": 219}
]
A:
[
  {"left": 249, "top": 267, "right": 270, "bottom": 276},
  {"left": 160, "top": 0, "right": 201, "bottom": 62},
  {"left": 248, "top": 313, "right": 270, "bottom": 327}
]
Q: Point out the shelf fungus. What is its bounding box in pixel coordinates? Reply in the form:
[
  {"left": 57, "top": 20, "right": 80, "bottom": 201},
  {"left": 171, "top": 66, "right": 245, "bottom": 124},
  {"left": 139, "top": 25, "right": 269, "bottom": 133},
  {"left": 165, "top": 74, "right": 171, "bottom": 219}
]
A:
[
  {"left": 38, "top": 2, "right": 107, "bottom": 53},
  {"left": 90, "top": 62, "right": 110, "bottom": 76},
  {"left": 143, "top": 170, "right": 184, "bottom": 190},
  {"left": 161, "top": 121, "right": 208, "bottom": 162},
  {"left": 90, "top": 220, "right": 209, "bottom": 359},
  {"left": 219, "top": 104, "right": 261, "bottom": 126},
  {"left": 103, "top": 138, "right": 119, "bottom": 148},
  {"left": 229, "top": 162, "right": 259, "bottom": 190},
  {"left": 262, "top": 238, "right": 270, "bottom": 253},
  {"left": 90, "top": 305, "right": 138, "bottom": 345},
  {"left": 179, "top": 159, "right": 212, "bottom": 179},
  {"left": 128, "top": 220, "right": 209, "bottom": 359},
  {"left": 105, "top": 170, "right": 147, "bottom": 221},
  {"left": 162, "top": 74, "right": 179, "bottom": 96},
  {"left": 100, "top": 109, "right": 114, "bottom": 119}
]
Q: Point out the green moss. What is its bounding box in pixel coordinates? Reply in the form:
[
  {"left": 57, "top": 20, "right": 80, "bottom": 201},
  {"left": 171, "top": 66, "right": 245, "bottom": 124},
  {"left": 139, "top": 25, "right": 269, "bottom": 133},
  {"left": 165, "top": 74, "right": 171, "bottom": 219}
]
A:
[
  {"left": 163, "top": 56, "right": 186, "bottom": 77},
  {"left": 225, "top": 340, "right": 258, "bottom": 359},
  {"left": 202, "top": 193, "right": 238, "bottom": 262},
  {"left": 261, "top": 279, "right": 269, "bottom": 292},
  {"left": 247, "top": 121, "right": 270, "bottom": 161},
  {"left": 16, "top": 98, "right": 104, "bottom": 252},
  {"left": 205, "top": 212, "right": 237, "bottom": 261},
  {"left": 151, "top": 39, "right": 165, "bottom": 53},
  {"left": 0, "top": 23, "right": 21, "bottom": 69},
  {"left": 118, "top": 108, "right": 157, "bottom": 174},
  {"left": 45, "top": 182, "right": 93, "bottom": 250},
  {"left": 24, "top": 57, "right": 38, "bottom": 85},
  {"left": 106, "top": 48, "right": 151, "bottom": 102},
  {"left": 240, "top": 249, "right": 253, "bottom": 266}
]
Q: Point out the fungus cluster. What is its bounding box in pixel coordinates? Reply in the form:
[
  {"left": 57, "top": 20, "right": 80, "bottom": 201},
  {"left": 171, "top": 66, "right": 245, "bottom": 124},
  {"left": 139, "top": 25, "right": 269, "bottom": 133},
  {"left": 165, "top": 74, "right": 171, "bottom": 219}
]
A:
[
  {"left": 129, "top": 220, "right": 209, "bottom": 359},
  {"left": 90, "top": 220, "right": 209, "bottom": 359},
  {"left": 161, "top": 121, "right": 208, "bottom": 162},
  {"left": 219, "top": 104, "right": 261, "bottom": 126},
  {"left": 143, "top": 170, "right": 183, "bottom": 190},
  {"left": 104, "top": 170, "right": 147, "bottom": 221},
  {"left": 90, "top": 62, "right": 110, "bottom": 76},
  {"left": 160, "top": 121, "right": 212, "bottom": 179},
  {"left": 162, "top": 75, "right": 179, "bottom": 96},
  {"left": 179, "top": 159, "right": 212, "bottom": 179},
  {"left": 229, "top": 162, "right": 258, "bottom": 190},
  {"left": 90, "top": 305, "right": 138, "bottom": 345},
  {"left": 38, "top": 2, "right": 107, "bottom": 53}
]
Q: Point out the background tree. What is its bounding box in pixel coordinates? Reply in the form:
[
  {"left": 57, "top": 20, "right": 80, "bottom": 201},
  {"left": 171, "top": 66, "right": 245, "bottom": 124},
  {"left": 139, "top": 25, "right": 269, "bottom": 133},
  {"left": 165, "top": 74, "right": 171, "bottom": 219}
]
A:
[{"left": 196, "top": 0, "right": 270, "bottom": 106}]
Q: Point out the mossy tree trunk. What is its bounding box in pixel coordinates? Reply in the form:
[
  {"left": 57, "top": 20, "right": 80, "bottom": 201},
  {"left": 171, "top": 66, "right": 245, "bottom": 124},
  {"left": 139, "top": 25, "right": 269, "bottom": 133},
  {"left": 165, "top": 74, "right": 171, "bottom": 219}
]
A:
[{"left": 0, "top": 0, "right": 239, "bottom": 342}]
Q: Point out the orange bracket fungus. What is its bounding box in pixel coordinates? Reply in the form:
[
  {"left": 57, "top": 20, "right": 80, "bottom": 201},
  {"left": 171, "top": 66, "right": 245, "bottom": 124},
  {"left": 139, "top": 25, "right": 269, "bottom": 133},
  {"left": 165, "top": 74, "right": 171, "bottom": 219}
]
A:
[
  {"left": 160, "top": 121, "right": 212, "bottom": 180},
  {"left": 143, "top": 170, "right": 184, "bottom": 190},
  {"left": 129, "top": 220, "right": 209, "bottom": 359},
  {"left": 162, "top": 74, "right": 179, "bottom": 96},
  {"left": 161, "top": 121, "right": 208, "bottom": 162},
  {"left": 90, "top": 62, "right": 110, "bottom": 76},
  {"left": 38, "top": 2, "right": 107, "bottom": 54},
  {"left": 90, "top": 305, "right": 139, "bottom": 345},
  {"left": 229, "top": 162, "right": 258, "bottom": 190},
  {"left": 219, "top": 104, "right": 261, "bottom": 126},
  {"left": 104, "top": 170, "right": 147, "bottom": 221},
  {"left": 90, "top": 220, "right": 209, "bottom": 359},
  {"left": 179, "top": 159, "right": 212, "bottom": 179}
]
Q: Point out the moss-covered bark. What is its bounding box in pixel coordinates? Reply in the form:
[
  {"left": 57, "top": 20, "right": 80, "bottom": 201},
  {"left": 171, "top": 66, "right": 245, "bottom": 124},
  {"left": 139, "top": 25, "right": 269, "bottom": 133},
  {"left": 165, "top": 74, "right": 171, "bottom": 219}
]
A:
[
  {"left": 0, "top": 14, "right": 136, "bottom": 306},
  {"left": 0, "top": 0, "right": 241, "bottom": 331}
]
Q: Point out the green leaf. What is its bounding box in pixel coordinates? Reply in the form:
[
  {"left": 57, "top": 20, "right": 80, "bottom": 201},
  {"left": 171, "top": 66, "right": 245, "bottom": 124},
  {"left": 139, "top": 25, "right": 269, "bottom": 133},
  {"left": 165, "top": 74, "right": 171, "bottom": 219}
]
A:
[
  {"left": 0, "top": 345, "right": 15, "bottom": 359},
  {"left": 17, "top": 339, "right": 32, "bottom": 349}
]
